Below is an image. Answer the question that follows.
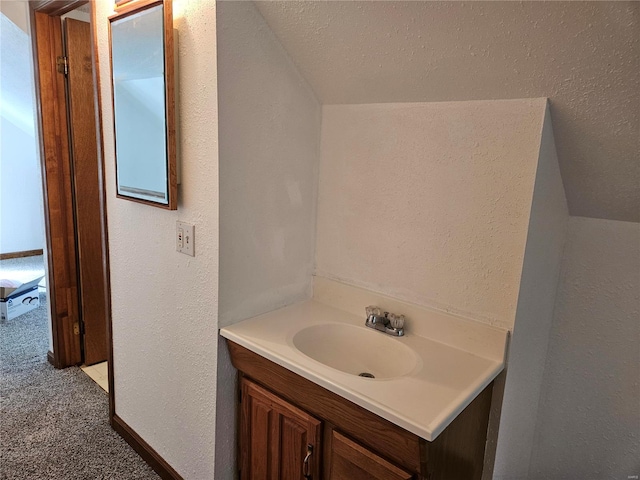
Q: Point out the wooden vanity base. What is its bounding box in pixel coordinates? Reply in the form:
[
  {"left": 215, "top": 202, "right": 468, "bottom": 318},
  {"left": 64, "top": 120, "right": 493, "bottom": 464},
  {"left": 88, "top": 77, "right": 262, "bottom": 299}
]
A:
[{"left": 227, "top": 340, "right": 493, "bottom": 480}]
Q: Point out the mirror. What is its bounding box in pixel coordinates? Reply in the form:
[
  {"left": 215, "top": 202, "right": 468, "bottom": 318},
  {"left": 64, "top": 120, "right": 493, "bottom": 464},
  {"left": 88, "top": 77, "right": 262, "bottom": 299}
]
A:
[{"left": 109, "top": 0, "right": 177, "bottom": 209}]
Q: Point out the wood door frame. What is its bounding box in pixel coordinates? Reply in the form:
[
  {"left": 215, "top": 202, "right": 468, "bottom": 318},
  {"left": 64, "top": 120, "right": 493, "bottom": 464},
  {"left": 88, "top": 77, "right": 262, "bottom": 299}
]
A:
[
  {"left": 31, "top": 4, "right": 81, "bottom": 369},
  {"left": 29, "top": 0, "right": 114, "bottom": 419}
]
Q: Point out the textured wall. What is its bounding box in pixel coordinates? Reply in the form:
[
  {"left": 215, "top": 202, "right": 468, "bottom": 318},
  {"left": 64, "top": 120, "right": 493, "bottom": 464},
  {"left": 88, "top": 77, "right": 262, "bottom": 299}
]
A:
[
  {"left": 316, "top": 99, "right": 545, "bottom": 330},
  {"left": 492, "top": 105, "right": 569, "bottom": 479},
  {"left": 255, "top": 1, "right": 639, "bottom": 223},
  {"left": 216, "top": 2, "right": 321, "bottom": 476},
  {"left": 528, "top": 217, "right": 640, "bottom": 479},
  {"left": 217, "top": 0, "right": 320, "bottom": 328},
  {"left": 95, "top": 0, "right": 219, "bottom": 477}
]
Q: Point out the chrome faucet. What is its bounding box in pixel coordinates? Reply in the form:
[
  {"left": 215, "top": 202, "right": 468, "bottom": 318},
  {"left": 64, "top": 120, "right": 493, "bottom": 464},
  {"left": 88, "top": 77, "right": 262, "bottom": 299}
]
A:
[{"left": 365, "top": 306, "right": 405, "bottom": 337}]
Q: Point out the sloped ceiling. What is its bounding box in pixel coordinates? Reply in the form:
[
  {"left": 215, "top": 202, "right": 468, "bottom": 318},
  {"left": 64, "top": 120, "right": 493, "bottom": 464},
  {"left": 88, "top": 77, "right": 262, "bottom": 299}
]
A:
[
  {"left": 0, "top": 1, "right": 28, "bottom": 33},
  {"left": 254, "top": 1, "right": 639, "bottom": 222}
]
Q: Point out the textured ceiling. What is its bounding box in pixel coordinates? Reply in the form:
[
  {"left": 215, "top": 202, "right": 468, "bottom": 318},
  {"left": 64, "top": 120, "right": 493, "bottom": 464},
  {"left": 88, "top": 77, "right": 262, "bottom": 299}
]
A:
[{"left": 254, "top": 1, "right": 639, "bottom": 222}]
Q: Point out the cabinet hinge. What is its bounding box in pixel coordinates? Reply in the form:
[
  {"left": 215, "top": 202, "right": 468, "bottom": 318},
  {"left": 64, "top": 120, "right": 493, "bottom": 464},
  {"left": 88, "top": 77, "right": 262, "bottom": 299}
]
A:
[
  {"left": 56, "top": 56, "right": 68, "bottom": 75},
  {"left": 73, "top": 321, "right": 80, "bottom": 336}
]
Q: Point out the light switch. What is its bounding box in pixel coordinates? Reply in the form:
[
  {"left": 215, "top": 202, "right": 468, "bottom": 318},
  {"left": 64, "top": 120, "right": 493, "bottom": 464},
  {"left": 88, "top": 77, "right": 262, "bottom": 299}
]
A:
[
  {"left": 176, "top": 221, "right": 194, "bottom": 256},
  {"left": 177, "top": 227, "right": 184, "bottom": 249}
]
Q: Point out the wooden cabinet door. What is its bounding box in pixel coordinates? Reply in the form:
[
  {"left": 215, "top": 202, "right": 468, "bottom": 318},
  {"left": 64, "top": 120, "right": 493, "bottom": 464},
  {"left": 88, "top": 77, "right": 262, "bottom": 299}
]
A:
[
  {"left": 329, "top": 431, "right": 414, "bottom": 480},
  {"left": 240, "top": 378, "right": 322, "bottom": 480}
]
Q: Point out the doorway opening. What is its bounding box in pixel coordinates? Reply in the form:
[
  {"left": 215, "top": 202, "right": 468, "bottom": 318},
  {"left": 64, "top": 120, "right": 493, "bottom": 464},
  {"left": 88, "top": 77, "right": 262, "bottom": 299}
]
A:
[
  {"left": 28, "top": 0, "right": 112, "bottom": 406},
  {"left": 0, "top": 6, "right": 48, "bottom": 331}
]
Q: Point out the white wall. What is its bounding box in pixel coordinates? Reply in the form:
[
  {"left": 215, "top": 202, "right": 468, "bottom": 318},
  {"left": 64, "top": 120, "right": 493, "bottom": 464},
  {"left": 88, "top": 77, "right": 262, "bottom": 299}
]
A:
[
  {"left": 0, "top": 12, "right": 44, "bottom": 255},
  {"left": 528, "top": 217, "right": 640, "bottom": 479},
  {"left": 95, "top": 0, "right": 219, "bottom": 477},
  {"left": 0, "top": 118, "right": 44, "bottom": 254},
  {"left": 316, "top": 99, "right": 546, "bottom": 330},
  {"left": 215, "top": 2, "right": 321, "bottom": 476},
  {"left": 492, "top": 105, "right": 569, "bottom": 479},
  {"left": 217, "top": 0, "right": 321, "bottom": 328}
]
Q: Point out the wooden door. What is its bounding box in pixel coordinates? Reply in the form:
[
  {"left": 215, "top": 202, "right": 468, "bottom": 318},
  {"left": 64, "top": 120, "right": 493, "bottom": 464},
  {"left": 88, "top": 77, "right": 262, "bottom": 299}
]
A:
[
  {"left": 33, "top": 11, "right": 82, "bottom": 368},
  {"left": 240, "top": 378, "right": 322, "bottom": 480},
  {"left": 64, "top": 17, "right": 108, "bottom": 365},
  {"left": 329, "top": 431, "right": 414, "bottom": 480}
]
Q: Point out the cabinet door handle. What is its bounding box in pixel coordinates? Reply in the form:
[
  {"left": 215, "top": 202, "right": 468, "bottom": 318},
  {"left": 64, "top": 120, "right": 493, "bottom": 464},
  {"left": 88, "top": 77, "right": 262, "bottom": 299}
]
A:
[{"left": 303, "top": 444, "right": 313, "bottom": 479}]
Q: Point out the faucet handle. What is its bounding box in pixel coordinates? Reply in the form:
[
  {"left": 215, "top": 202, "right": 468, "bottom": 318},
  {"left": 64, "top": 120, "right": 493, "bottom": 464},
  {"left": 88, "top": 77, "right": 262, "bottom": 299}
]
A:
[
  {"left": 387, "top": 313, "right": 405, "bottom": 329},
  {"left": 365, "top": 305, "right": 382, "bottom": 317}
]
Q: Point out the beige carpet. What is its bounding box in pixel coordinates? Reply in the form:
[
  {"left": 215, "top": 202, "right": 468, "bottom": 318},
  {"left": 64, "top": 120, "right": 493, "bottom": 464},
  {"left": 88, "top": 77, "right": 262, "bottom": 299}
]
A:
[{"left": 0, "top": 292, "right": 160, "bottom": 479}]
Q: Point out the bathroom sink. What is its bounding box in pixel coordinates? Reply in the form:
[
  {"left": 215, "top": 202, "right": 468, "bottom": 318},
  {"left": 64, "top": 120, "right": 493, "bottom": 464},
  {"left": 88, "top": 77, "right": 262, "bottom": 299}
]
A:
[
  {"left": 292, "top": 324, "right": 420, "bottom": 379},
  {"left": 221, "top": 299, "right": 507, "bottom": 440}
]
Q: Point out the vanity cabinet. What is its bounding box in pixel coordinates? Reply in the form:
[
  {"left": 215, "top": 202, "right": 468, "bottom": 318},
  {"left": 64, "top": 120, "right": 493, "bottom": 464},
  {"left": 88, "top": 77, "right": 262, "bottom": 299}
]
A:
[
  {"left": 329, "top": 430, "right": 413, "bottom": 480},
  {"left": 240, "top": 378, "right": 321, "bottom": 480},
  {"left": 229, "top": 340, "right": 494, "bottom": 480},
  {"left": 241, "top": 377, "right": 413, "bottom": 480}
]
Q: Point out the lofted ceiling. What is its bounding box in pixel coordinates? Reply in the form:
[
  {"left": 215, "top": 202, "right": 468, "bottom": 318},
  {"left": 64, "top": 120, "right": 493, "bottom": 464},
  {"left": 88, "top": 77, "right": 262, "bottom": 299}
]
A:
[{"left": 253, "top": 1, "right": 639, "bottom": 222}]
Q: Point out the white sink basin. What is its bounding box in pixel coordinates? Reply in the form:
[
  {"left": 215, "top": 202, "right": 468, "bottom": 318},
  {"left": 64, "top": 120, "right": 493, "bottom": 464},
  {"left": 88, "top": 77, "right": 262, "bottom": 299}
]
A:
[
  {"left": 220, "top": 299, "right": 507, "bottom": 440},
  {"left": 292, "top": 323, "right": 420, "bottom": 379}
]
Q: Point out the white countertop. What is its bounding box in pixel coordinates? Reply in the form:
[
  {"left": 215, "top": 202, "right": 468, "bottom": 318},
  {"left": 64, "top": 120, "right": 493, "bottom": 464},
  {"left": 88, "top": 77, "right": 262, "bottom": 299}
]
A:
[{"left": 220, "top": 297, "right": 507, "bottom": 442}]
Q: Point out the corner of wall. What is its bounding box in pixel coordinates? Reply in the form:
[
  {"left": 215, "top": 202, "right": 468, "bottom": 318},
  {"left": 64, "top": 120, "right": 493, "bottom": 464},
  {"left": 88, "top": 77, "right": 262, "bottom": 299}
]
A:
[
  {"left": 217, "top": 0, "right": 321, "bottom": 328},
  {"left": 492, "top": 103, "right": 569, "bottom": 479},
  {"left": 215, "top": 2, "right": 322, "bottom": 475}
]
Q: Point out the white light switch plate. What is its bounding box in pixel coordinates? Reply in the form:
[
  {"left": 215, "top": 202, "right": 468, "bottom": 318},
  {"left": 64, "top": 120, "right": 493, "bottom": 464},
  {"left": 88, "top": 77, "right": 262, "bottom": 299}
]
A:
[{"left": 176, "top": 221, "right": 195, "bottom": 256}]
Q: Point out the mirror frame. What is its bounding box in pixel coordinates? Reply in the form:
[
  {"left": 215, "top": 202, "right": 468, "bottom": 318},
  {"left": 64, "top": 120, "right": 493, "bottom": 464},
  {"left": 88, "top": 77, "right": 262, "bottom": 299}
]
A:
[{"left": 108, "top": 0, "right": 177, "bottom": 210}]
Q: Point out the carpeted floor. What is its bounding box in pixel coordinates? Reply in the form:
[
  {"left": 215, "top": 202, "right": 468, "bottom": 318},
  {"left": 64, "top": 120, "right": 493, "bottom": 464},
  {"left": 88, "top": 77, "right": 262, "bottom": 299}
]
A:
[
  {"left": 0, "top": 290, "right": 160, "bottom": 479},
  {"left": 0, "top": 255, "right": 46, "bottom": 290}
]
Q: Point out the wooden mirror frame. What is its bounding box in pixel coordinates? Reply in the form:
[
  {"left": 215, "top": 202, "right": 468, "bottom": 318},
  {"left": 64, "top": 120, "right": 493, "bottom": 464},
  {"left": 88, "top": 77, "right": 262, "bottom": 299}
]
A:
[{"left": 108, "top": 0, "right": 177, "bottom": 210}]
